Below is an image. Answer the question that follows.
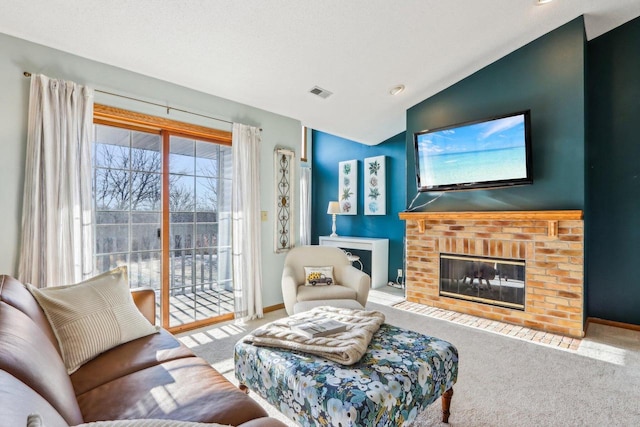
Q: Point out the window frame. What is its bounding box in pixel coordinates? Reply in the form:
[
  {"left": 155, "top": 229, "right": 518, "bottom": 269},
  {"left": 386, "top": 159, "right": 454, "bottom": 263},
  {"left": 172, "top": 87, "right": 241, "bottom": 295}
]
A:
[{"left": 93, "top": 104, "right": 233, "bottom": 332}]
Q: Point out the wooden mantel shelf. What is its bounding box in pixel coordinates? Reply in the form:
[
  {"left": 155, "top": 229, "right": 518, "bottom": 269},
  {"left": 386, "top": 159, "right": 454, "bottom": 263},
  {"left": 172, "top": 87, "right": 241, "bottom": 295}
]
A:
[
  {"left": 399, "top": 210, "right": 583, "bottom": 237},
  {"left": 399, "top": 210, "right": 583, "bottom": 221}
]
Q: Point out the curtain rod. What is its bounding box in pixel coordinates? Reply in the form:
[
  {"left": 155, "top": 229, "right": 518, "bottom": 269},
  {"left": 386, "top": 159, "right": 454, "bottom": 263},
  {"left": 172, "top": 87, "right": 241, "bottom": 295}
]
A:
[{"left": 22, "top": 71, "right": 253, "bottom": 129}]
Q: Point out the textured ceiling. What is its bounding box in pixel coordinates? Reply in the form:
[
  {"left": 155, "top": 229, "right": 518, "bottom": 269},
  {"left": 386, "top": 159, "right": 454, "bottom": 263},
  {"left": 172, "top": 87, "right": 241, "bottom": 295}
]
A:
[{"left": 2, "top": 0, "right": 639, "bottom": 144}]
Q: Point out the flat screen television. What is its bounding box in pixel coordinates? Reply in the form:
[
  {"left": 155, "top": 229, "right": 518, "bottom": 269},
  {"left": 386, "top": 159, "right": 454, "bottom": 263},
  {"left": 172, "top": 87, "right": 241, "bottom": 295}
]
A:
[{"left": 414, "top": 110, "right": 532, "bottom": 192}]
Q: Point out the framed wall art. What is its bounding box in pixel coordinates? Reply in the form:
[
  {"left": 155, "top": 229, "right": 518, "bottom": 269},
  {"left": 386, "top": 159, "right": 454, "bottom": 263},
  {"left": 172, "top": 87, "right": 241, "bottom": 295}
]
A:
[
  {"left": 274, "top": 147, "right": 295, "bottom": 252},
  {"left": 364, "top": 155, "right": 386, "bottom": 215},
  {"left": 338, "top": 159, "right": 357, "bottom": 215}
]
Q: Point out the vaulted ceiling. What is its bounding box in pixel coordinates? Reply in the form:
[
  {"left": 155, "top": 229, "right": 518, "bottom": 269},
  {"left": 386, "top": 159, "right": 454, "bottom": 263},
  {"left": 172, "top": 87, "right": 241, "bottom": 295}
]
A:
[{"left": 2, "top": 0, "right": 639, "bottom": 144}]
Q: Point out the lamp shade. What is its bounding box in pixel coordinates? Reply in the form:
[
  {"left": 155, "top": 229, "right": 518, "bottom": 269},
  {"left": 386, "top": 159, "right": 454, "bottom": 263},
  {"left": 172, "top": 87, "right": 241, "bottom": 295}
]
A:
[{"left": 327, "top": 201, "right": 341, "bottom": 214}]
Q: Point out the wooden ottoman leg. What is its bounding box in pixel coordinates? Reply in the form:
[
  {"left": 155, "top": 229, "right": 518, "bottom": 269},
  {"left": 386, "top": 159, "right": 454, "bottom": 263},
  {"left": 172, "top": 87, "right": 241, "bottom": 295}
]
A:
[
  {"left": 441, "top": 387, "right": 454, "bottom": 423},
  {"left": 239, "top": 384, "right": 250, "bottom": 394}
]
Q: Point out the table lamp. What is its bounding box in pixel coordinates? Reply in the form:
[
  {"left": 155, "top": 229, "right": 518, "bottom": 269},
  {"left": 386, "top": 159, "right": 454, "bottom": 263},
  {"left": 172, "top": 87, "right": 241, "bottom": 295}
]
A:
[{"left": 327, "top": 201, "right": 341, "bottom": 237}]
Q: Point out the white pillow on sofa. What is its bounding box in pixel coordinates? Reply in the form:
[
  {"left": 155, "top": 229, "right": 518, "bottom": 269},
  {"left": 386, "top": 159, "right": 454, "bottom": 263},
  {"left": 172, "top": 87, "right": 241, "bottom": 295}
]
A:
[
  {"left": 76, "top": 421, "right": 232, "bottom": 427},
  {"left": 27, "top": 267, "right": 159, "bottom": 374},
  {"left": 27, "top": 414, "right": 231, "bottom": 427}
]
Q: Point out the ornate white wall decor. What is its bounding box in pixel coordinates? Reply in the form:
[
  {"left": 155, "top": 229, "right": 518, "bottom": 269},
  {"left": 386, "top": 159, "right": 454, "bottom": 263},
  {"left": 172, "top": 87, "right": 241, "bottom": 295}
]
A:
[
  {"left": 364, "top": 155, "right": 386, "bottom": 215},
  {"left": 338, "top": 159, "right": 358, "bottom": 215},
  {"left": 274, "top": 148, "right": 295, "bottom": 252}
]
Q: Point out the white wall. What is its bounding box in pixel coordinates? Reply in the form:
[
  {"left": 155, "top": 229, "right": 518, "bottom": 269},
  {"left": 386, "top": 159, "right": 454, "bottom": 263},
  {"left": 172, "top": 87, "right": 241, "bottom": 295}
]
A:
[{"left": 0, "top": 32, "right": 301, "bottom": 308}]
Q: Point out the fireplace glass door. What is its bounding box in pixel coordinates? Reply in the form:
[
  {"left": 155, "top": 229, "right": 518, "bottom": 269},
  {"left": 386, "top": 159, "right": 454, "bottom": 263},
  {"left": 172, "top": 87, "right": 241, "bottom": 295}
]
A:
[{"left": 440, "top": 254, "right": 525, "bottom": 310}]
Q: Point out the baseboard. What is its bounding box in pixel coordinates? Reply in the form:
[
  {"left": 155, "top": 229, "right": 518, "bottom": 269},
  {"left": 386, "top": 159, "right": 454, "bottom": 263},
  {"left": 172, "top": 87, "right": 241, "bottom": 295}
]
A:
[
  {"left": 264, "top": 303, "right": 285, "bottom": 313},
  {"left": 169, "top": 313, "right": 234, "bottom": 334},
  {"left": 587, "top": 317, "right": 640, "bottom": 332}
]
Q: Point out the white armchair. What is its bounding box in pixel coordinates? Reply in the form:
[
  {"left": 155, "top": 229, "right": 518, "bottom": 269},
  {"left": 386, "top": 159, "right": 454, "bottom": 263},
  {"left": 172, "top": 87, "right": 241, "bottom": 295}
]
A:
[{"left": 282, "top": 245, "right": 370, "bottom": 315}]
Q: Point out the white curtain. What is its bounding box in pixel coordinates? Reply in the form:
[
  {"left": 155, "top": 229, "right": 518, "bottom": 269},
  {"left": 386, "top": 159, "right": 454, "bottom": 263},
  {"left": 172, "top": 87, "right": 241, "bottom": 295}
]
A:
[
  {"left": 231, "top": 123, "right": 263, "bottom": 320},
  {"left": 299, "top": 166, "right": 312, "bottom": 245},
  {"left": 19, "top": 74, "right": 94, "bottom": 287}
]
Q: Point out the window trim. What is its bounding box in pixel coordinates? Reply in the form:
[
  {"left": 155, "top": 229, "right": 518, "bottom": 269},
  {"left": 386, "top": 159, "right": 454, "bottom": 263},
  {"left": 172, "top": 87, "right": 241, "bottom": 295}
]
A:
[
  {"left": 94, "top": 104, "right": 232, "bottom": 145},
  {"left": 301, "top": 126, "right": 308, "bottom": 163}
]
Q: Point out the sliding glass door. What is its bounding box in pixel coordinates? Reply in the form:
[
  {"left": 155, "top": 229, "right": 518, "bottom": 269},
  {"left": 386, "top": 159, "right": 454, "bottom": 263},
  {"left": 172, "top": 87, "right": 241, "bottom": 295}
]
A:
[
  {"left": 165, "top": 135, "right": 233, "bottom": 328},
  {"left": 93, "top": 122, "right": 233, "bottom": 331}
]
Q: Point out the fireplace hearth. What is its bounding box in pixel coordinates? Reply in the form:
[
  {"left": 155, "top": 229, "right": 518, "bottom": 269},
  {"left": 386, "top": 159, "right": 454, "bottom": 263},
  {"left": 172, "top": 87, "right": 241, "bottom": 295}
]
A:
[{"left": 440, "top": 254, "right": 525, "bottom": 310}]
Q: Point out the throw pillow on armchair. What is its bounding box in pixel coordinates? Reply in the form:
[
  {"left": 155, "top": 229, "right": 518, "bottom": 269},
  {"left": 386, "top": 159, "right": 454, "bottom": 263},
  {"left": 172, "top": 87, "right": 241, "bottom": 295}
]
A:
[{"left": 303, "top": 266, "right": 335, "bottom": 286}]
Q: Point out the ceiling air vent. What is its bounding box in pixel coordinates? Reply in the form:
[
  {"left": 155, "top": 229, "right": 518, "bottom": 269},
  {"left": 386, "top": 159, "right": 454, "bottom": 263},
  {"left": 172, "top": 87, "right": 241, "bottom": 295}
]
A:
[{"left": 309, "top": 86, "right": 333, "bottom": 99}]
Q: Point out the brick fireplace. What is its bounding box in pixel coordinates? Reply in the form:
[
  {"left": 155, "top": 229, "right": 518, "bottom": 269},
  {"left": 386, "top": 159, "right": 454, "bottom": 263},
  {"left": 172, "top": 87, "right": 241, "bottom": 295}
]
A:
[{"left": 399, "top": 211, "right": 584, "bottom": 338}]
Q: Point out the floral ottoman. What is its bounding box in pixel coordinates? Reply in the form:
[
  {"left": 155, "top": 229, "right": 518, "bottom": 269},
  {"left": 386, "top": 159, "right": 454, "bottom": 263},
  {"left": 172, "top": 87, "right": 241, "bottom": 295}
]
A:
[{"left": 234, "top": 323, "right": 458, "bottom": 426}]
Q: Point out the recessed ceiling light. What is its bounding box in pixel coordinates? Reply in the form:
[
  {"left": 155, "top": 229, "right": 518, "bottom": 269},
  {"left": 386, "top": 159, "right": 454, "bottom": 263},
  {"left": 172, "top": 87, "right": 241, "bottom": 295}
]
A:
[
  {"left": 390, "top": 84, "right": 405, "bottom": 96},
  {"left": 536, "top": 0, "right": 553, "bottom": 5}
]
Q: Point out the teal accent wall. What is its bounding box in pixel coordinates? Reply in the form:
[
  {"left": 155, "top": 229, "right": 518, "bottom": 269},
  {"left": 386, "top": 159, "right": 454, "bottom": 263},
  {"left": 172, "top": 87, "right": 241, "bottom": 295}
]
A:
[
  {"left": 312, "top": 131, "right": 406, "bottom": 283},
  {"left": 406, "top": 18, "right": 586, "bottom": 212},
  {"left": 586, "top": 17, "right": 640, "bottom": 324}
]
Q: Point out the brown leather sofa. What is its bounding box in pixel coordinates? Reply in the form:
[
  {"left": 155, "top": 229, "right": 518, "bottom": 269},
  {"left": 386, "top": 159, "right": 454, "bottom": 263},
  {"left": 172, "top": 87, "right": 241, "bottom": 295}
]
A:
[{"left": 0, "top": 275, "right": 286, "bottom": 427}]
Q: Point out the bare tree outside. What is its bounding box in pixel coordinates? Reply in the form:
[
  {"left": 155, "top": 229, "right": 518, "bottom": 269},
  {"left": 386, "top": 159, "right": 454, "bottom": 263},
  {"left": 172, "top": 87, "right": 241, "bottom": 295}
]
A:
[
  {"left": 196, "top": 161, "right": 219, "bottom": 210},
  {"left": 94, "top": 143, "right": 162, "bottom": 211}
]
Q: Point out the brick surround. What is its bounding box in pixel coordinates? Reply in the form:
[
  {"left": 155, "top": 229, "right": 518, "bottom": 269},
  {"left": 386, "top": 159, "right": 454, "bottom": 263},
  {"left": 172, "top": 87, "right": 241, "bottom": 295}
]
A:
[{"left": 399, "top": 211, "right": 585, "bottom": 338}]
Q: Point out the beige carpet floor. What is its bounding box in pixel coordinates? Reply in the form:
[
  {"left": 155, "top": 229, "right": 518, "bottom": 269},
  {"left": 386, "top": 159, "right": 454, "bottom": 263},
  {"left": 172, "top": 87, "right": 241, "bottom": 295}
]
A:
[{"left": 179, "top": 302, "right": 640, "bottom": 426}]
